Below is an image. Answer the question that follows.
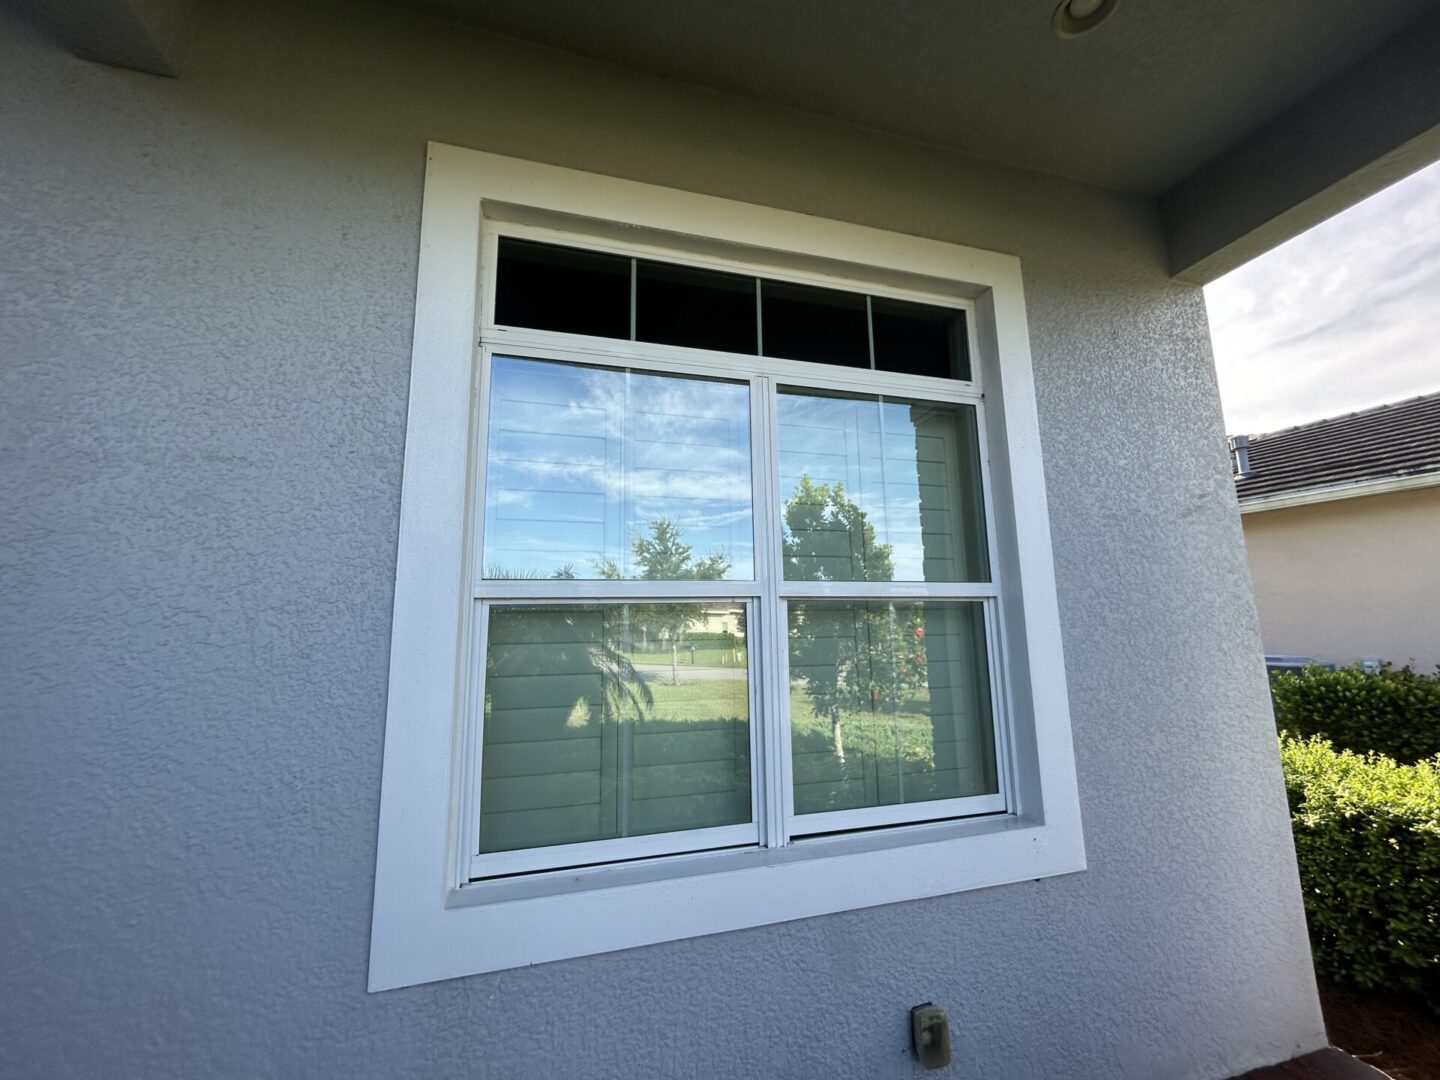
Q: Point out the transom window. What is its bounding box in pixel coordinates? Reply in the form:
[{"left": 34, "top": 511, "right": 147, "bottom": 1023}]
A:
[
  {"left": 494, "top": 237, "right": 972, "bottom": 379},
  {"left": 465, "top": 237, "right": 1006, "bottom": 881}
]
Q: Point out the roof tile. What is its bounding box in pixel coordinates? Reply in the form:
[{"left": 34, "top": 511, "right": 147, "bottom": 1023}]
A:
[{"left": 1233, "top": 391, "right": 1440, "bottom": 500}]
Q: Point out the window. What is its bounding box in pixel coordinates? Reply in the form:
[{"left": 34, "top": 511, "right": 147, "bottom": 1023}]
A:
[
  {"left": 470, "top": 248, "right": 998, "bottom": 880},
  {"left": 369, "top": 145, "right": 1084, "bottom": 990}
]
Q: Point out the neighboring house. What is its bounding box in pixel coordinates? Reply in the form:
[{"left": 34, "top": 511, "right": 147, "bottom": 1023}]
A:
[
  {"left": 7, "top": 2, "right": 1440, "bottom": 1078},
  {"left": 1235, "top": 392, "right": 1440, "bottom": 673}
]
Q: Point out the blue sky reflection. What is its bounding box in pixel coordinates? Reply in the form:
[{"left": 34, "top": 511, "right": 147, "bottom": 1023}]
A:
[{"left": 482, "top": 357, "right": 754, "bottom": 579}]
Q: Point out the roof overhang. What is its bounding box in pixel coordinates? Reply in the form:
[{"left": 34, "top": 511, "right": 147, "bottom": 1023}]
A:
[
  {"left": 1162, "top": 11, "right": 1440, "bottom": 283},
  {"left": 25, "top": 0, "right": 1440, "bottom": 284},
  {"left": 26, "top": 0, "right": 188, "bottom": 77}
]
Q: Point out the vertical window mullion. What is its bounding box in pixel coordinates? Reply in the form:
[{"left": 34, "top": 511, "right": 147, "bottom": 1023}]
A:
[
  {"left": 983, "top": 599, "right": 1016, "bottom": 816},
  {"left": 629, "top": 257, "right": 637, "bottom": 341},
  {"left": 751, "top": 374, "right": 792, "bottom": 847},
  {"left": 745, "top": 372, "right": 770, "bottom": 844},
  {"left": 866, "top": 295, "right": 876, "bottom": 370},
  {"left": 755, "top": 278, "right": 764, "bottom": 357},
  {"left": 742, "top": 595, "right": 762, "bottom": 840}
]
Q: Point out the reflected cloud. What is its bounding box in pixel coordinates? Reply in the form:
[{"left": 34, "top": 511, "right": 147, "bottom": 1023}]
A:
[{"left": 483, "top": 357, "right": 754, "bottom": 578}]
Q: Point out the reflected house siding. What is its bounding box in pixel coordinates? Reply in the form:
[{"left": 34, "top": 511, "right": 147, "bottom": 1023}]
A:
[
  {"left": 481, "top": 606, "right": 751, "bottom": 853},
  {"left": 788, "top": 601, "right": 995, "bottom": 816},
  {"left": 778, "top": 392, "right": 988, "bottom": 583},
  {"left": 914, "top": 405, "right": 990, "bottom": 582}
]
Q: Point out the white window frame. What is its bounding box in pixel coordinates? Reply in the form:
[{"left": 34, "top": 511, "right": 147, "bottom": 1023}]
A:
[
  {"left": 369, "top": 143, "right": 1085, "bottom": 991},
  {"left": 468, "top": 337, "right": 1005, "bottom": 876}
]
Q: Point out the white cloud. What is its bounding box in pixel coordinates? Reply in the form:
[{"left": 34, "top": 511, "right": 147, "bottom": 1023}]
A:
[{"left": 1205, "top": 159, "right": 1440, "bottom": 435}]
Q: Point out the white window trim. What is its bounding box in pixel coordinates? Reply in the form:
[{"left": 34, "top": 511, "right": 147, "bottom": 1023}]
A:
[{"left": 368, "top": 142, "right": 1085, "bottom": 991}]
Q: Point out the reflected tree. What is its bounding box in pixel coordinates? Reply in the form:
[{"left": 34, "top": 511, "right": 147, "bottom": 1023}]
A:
[
  {"left": 784, "top": 476, "right": 911, "bottom": 761},
  {"left": 598, "top": 517, "right": 731, "bottom": 684},
  {"left": 782, "top": 475, "right": 894, "bottom": 583}
]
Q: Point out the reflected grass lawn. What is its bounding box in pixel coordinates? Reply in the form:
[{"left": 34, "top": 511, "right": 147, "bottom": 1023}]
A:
[
  {"left": 788, "top": 687, "right": 937, "bottom": 768},
  {"left": 631, "top": 672, "right": 938, "bottom": 767},
  {"left": 621, "top": 644, "right": 747, "bottom": 668},
  {"left": 620, "top": 671, "right": 745, "bottom": 722}
]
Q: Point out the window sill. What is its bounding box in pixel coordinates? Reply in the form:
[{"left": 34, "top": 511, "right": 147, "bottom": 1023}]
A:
[{"left": 369, "top": 808, "right": 1083, "bottom": 991}]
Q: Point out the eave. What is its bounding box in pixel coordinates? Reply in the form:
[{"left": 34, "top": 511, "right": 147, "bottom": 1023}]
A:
[{"left": 1237, "top": 469, "right": 1440, "bottom": 515}]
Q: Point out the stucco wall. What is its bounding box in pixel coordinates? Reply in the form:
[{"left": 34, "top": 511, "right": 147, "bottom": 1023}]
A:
[
  {"left": 1243, "top": 485, "right": 1440, "bottom": 671},
  {"left": 0, "top": 1, "right": 1323, "bottom": 1077}
]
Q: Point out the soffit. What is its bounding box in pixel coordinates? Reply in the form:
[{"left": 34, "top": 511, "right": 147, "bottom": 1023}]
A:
[{"left": 390, "top": 0, "right": 1432, "bottom": 194}]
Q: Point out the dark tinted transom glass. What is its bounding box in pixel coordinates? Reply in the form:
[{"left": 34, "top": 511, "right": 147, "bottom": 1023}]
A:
[{"left": 494, "top": 237, "right": 970, "bottom": 380}]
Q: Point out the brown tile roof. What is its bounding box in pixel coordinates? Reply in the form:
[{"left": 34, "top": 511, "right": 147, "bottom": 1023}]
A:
[{"left": 1233, "top": 390, "right": 1440, "bottom": 501}]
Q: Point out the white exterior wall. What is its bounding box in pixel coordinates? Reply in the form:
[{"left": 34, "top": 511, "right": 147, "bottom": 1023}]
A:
[{"left": 0, "top": 1, "right": 1323, "bottom": 1076}]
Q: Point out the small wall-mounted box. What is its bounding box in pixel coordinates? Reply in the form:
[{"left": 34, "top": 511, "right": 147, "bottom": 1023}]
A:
[{"left": 911, "top": 1002, "right": 952, "bottom": 1070}]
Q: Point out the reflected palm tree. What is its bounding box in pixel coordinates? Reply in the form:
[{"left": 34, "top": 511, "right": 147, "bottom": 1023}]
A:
[
  {"left": 486, "top": 606, "right": 654, "bottom": 730},
  {"left": 481, "top": 599, "right": 750, "bottom": 850}
]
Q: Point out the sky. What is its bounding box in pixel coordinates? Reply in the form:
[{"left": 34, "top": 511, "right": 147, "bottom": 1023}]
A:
[{"left": 1205, "top": 158, "right": 1440, "bottom": 437}]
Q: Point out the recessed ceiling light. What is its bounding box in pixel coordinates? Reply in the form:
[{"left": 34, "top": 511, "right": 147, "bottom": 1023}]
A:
[{"left": 1053, "top": 0, "right": 1120, "bottom": 39}]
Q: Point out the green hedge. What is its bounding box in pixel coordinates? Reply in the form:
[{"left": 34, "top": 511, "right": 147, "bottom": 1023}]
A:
[
  {"left": 1282, "top": 735, "right": 1440, "bottom": 1008},
  {"left": 1272, "top": 664, "right": 1440, "bottom": 764}
]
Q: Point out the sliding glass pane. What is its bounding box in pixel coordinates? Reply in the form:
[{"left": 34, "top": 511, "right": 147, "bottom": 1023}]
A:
[
  {"left": 777, "top": 388, "right": 989, "bottom": 582},
  {"left": 494, "top": 238, "right": 631, "bottom": 340},
  {"left": 480, "top": 603, "right": 752, "bottom": 854},
  {"left": 788, "top": 600, "right": 996, "bottom": 817},
  {"left": 482, "top": 357, "right": 753, "bottom": 580}
]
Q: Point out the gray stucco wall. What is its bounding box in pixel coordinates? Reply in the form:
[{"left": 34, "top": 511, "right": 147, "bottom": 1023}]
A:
[{"left": 0, "top": 1, "right": 1324, "bottom": 1076}]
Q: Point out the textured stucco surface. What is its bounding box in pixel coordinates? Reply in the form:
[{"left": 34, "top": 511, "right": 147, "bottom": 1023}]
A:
[
  {"left": 1, "top": 1, "right": 1323, "bottom": 1077},
  {"left": 1243, "top": 486, "right": 1440, "bottom": 671}
]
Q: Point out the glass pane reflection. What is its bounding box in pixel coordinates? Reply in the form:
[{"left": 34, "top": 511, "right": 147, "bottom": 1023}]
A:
[
  {"left": 482, "top": 357, "right": 754, "bottom": 580},
  {"left": 872, "top": 297, "right": 969, "bottom": 380},
  {"left": 480, "top": 603, "right": 751, "bottom": 853},
  {"left": 788, "top": 600, "right": 996, "bottom": 817},
  {"left": 777, "top": 388, "right": 989, "bottom": 582},
  {"left": 761, "top": 280, "right": 870, "bottom": 368},
  {"left": 494, "top": 238, "right": 631, "bottom": 340}
]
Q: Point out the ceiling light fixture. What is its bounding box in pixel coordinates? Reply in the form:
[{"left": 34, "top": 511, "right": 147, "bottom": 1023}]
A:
[{"left": 1053, "top": 0, "right": 1120, "bottom": 39}]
